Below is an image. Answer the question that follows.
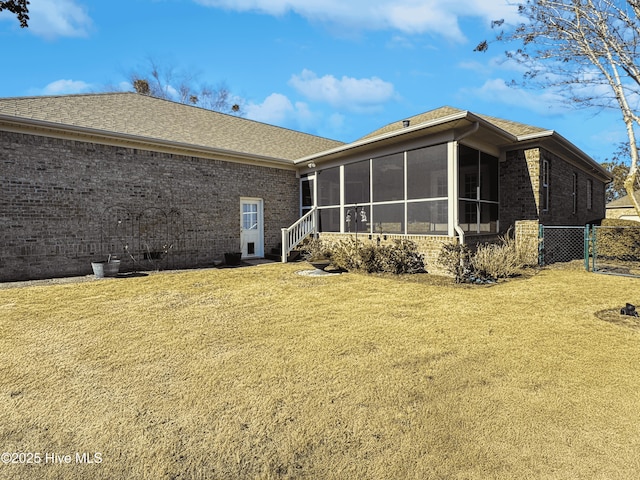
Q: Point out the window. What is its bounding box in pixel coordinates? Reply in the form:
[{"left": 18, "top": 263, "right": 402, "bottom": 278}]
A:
[
  {"left": 305, "top": 144, "right": 451, "bottom": 236},
  {"left": 407, "top": 144, "right": 448, "bottom": 199},
  {"left": 372, "top": 153, "right": 404, "bottom": 202},
  {"left": 317, "top": 167, "right": 340, "bottom": 206},
  {"left": 242, "top": 203, "right": 258, "bottom": 230},
  {"left": 587, "top": 179, "right": 593, "bottom": 210},
  {"left": 542, "top": 159, "right": 549, "bottom": 212},
  {"left": 480, "top": 152, "right": 499, "bottom": 201},
  {"left": 458, "top": 145, "right": 499, "bottom": 234},
  {"left": 301, "top": 176, "right": 314, "bottom": 215},
  {"left": 459, "top": 145, "right": 479, "bottom": 200},
  {"left": 407, "top": 200, "right": 448, "bottom": 234},
  {"left": 572, "top": 172, "right": 577, "bottom": 214},
  {"left": 372, "top": 203, "right": 403, "bottom": 234},
  {"left": 318, "top": 207, "right": 341, "bottom": 232},
  {"left": 344, "top": 160, "right": 370, "bottom": 204}
]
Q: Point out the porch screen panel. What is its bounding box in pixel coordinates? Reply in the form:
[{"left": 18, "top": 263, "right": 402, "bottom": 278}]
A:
[
  {"left": 344, "top": 160, "right": 370, "bottom": 204},
  {"left": 458, "top": 145, "right": 478, "bottom": 199},
  {"left": 459, "top": 200, "right": 478, "bottom": 232},
  {"left": 480, "top": 152, "right": 499, "bottom": 201},
  {"left": 301, "top": 177, "right": 314, "bottom": 208},
  {"left": 318, "top": 208, "right": 340, "bottom": 232},
  {"left": 317, "top": 167, "right": 340, "bottom": 206},
  {"left": 407, "top": 144, "right": 448, "bottom": 199},
  {"left": 372, "top": 153, "right": 404, "bottom": 202},
  {"left": 480, "top": 203, "right": 499, "bottom": 233},
  {"left": 373, "top": 203, "right": 404, "bottom": 234},
  {"left": 301, "top": 176, "right": 314, "bottom": 218},
  {"left": 407, "top": 201, "right": 448, "bottom": 234},
  {"left": 458, "top": 144, "right": 499, "bottom": 234}
]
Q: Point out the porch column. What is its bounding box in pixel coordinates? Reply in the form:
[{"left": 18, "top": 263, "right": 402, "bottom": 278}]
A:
[{"left": 448, "top": 141, "right": 459, "bottom": 238}]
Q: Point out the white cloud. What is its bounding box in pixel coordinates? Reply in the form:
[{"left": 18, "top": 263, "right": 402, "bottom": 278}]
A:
[
  {"left": 462, "top": 78, "right": 570, "bottom": 115},
  {"left": 244, "top": 93, "right": 297, "bottom": 124},
  {"left": 27, "top": 0, "right": 93, "bottom": 39},
  {"left": 42, "top": 79, "right": 92, "bottom": 95},
  {"left": 194, "top": 0, "right": 520, "bottom": 42},
  {"left": 289, "top": 69, "right": 396, "bottom": 113}
]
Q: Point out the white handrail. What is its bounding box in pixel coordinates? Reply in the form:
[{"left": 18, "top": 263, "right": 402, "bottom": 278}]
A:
[{"left": 281, "top": 208, "right": 317, "bottom": 262}]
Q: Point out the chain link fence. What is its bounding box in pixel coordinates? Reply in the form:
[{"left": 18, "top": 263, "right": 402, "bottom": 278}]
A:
[
  {"left": 537, "top": 224, "right": 640, "bottom": 277},
  {"left": 589, "top": 225, "right": 640, "bottom": 277},
  {"left": 538, "top": 225, "right": 586, "bottom": 266}
]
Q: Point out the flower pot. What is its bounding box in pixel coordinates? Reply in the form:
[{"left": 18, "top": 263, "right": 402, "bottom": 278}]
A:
[
  {"left": 224, "top": 252, "right": 242, "bottom": 266},
  {"left": 309, "top": 259, "right": 331, "bottom": 271},
  {"left": 104, "top": 260, "right": 121, "bottom": 277},
  {"left": 91, "top": 262, "right": 105, "bottom": 279},
  {"left": 91, "top": 260, "right": 121, "bottom": 278}
]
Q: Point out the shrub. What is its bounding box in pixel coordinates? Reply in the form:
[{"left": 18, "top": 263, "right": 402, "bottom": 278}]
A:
[
  {"left": 596, "top": 219, "right": 640, "bottom": 261},
  {"left": 300, "top": 237, "right": 332, "bottom": 261},
  {"left": 437, "top": 243, "right": 471, "bottom": 283},
  {"left": 378, "top": 239, "right": 426, "bottom": 274},
  {"left": 328, "top": 238, "right": 425, "bottom": 274},
  {"left": 438, "top": 233, "right": 525, "bottom": 283},
  {"left": 327, "top": 238, "right": 361, "bottom": 271},
  {"left": 472, "top": 236, "right": 521, "bottom": 279}
]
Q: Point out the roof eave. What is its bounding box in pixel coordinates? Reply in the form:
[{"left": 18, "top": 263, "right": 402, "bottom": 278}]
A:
[
  {"left": 295, "top": 111, "right": 473, "bottom": 165},
  {"left": 0, "top": 114, "right": 296, "bottom": 169},
  {"left": 294, "top": 110, "right": 521, "bottom": 165},
  {"left": 516, "top": 129, "right": 612, "bottom": 182}
]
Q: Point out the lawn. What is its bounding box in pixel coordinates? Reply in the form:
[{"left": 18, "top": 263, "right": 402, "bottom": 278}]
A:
[{"left": 0, "top": 264, "right": 639, "bottom": 479}]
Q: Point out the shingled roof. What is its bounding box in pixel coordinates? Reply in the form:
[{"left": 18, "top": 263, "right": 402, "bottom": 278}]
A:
[
  {"left": 0, "top": 92, "right": 344, "bottom": 162},
  {"left": 357, "top": 106, "right": 549, "bottom": 141}
]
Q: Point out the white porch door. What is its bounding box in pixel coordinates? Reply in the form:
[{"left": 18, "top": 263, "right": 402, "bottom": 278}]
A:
[{"left": 240, "top": 198, "right": 264, "bottom": 258}]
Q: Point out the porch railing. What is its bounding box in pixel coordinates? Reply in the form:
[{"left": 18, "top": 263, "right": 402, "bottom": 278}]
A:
[{"left": 281, "top": 208, "right": 317, "bottom": 262}]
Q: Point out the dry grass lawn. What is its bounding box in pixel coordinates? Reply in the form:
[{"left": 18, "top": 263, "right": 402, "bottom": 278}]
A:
[{"left": 0, "top": 264, "right": 639, "bottom": 479}]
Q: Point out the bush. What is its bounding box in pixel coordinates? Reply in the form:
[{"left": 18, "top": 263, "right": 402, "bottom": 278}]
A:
[
  {"left": 328, "top": 238, "right": 425, "bottom": 274},
  {"left": 472, "top": 235, "right": 521, "bottom": 279},
  {"left": 596, "top": 219, "right": 640, "bottom": 261},
  {"left": 327, "top": 238, "right": 360, "bottom": 271},
  {"left": 437, "top": 243, "right": 471, "bottom": 283},
  {"left": 300, "top": 237, "right": 332, "bottom": 261},
  {"left": 378, "top": 239, "right": 426, "bottom": 274},
  {"left": 438, "top": 233, "right": 525, "bottom": 283}
]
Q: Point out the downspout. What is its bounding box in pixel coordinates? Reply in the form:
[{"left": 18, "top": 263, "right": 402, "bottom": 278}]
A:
[
  {"left": 454, "top": 225, "right": 465, "bottom": 245},
  {"left": 452, "top": 122, "right": 479, "bottom": 245}
]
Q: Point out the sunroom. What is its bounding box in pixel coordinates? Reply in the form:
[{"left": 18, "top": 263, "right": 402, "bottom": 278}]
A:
[
  {"left": 281, "top": 106, "right": 609, "bottom": 264},
  {"left": 282, "top": 108, "right": 512, "bottom": 261},
  {"left": 299, "top": 141, "right": 499, "bottom": 239}
]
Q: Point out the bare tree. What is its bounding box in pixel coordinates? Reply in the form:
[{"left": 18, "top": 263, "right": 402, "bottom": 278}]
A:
[
  {"left": 477, "top": 0, "right": 640, "bottom": 216},
  {"left": 0, "top": 0, "right": 29, "bottom": 27},
  {"left": 130, "top": 58, "right": 242, "bottom": 115}
]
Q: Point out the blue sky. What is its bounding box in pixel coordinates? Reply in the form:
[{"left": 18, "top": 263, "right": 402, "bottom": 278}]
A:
[{"left": 0, "top": 0, "right": 627, "bottom": 162}]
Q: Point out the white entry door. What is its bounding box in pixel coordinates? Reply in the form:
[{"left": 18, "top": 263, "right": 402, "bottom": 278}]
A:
[{"left": 240, "top": 198, "right": 264, "bottom": 258}]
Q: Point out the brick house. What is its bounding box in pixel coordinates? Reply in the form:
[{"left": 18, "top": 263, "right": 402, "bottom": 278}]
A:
[{"left": 0, "top": 94, "right": 611, "bottom": 281}]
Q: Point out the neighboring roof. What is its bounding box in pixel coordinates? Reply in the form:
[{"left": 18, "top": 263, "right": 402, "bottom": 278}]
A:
[
  {"left": 0, "top": 93, "right": 344, "bottom": 162},
  {"left": 607, "top": 190, "right": 640, "bottom": 208}
]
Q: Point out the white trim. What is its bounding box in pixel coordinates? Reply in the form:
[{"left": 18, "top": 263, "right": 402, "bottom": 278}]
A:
[{"left": 448, "top": 141, "right": 458, "bottom": 238}]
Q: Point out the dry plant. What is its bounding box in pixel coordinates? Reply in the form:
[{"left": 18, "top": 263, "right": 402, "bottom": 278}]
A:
[
  {"left": 1, "top": 265, "right": 639, "bottom": 478},
  {"left": 472, "top": 234, "right": 522, "bottom": 279}
]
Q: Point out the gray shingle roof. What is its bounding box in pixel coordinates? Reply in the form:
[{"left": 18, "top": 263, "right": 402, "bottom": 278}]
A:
[
  {"left": 357, "top": 106, "right": 549, "bottom": 141},
  {"left": 0, "top": 92, "right": 344, "bottom": 162}
]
